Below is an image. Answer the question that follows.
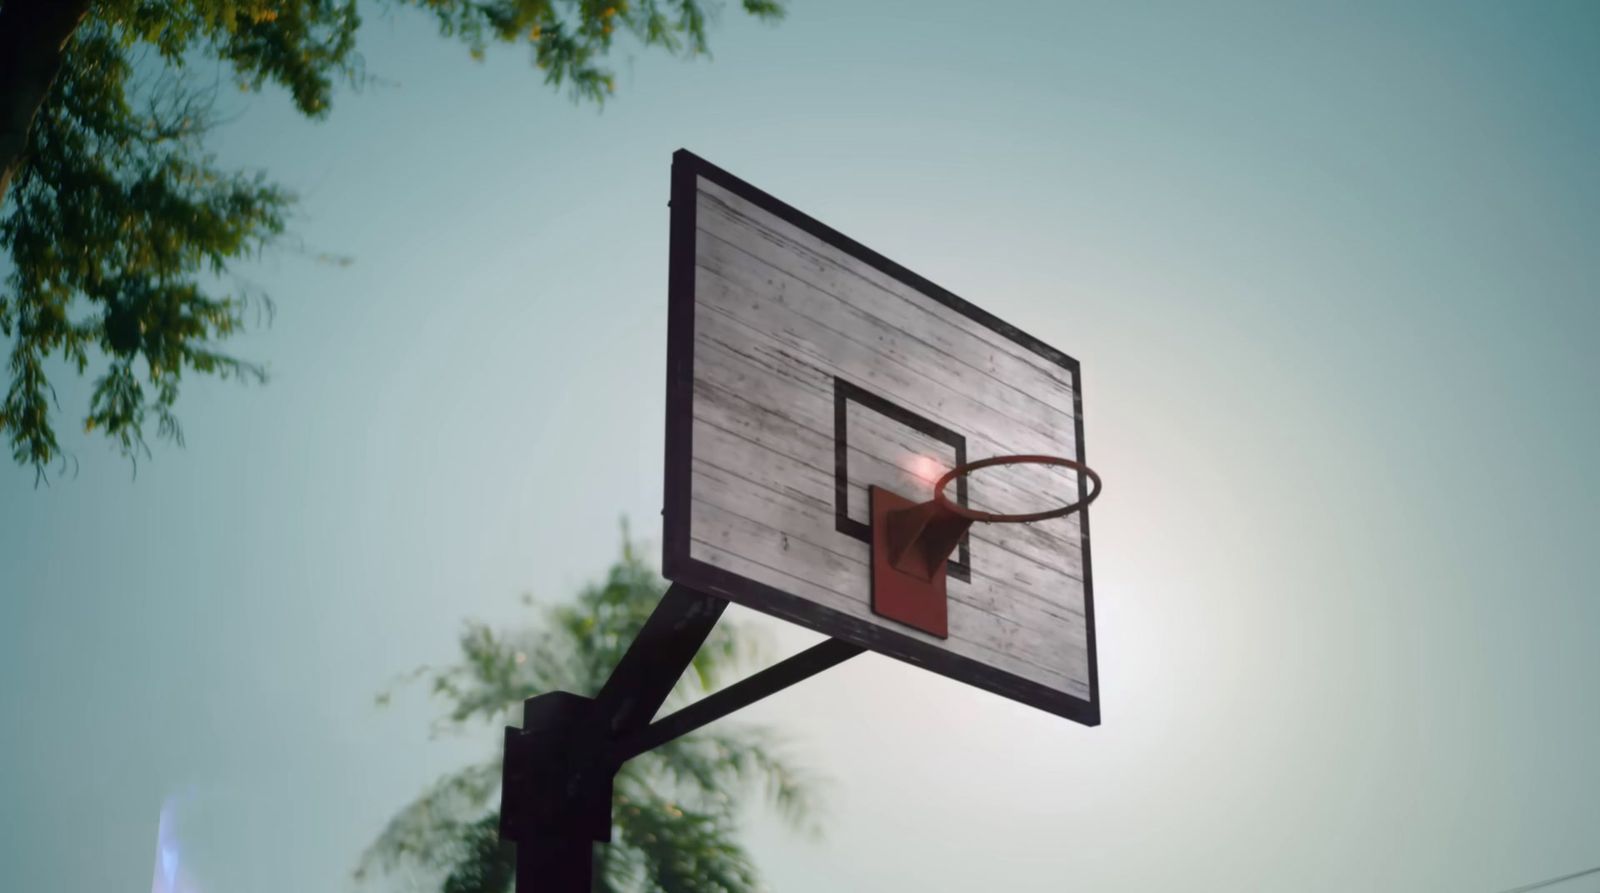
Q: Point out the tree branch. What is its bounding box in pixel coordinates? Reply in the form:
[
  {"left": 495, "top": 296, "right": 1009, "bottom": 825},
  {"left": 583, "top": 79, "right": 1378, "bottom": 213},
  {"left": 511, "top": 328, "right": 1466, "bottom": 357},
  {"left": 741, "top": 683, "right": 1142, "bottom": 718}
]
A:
[{"left": 0, "top": 0, "right": 91, "bottom": 209}]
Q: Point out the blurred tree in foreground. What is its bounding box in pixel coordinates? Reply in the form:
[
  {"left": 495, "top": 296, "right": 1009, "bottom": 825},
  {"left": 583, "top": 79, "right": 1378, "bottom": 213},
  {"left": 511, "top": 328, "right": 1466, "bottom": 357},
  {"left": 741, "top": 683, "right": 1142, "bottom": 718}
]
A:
[
  {"left": 0, "top": 0, "right": 784, "bottom": 480},
  {"left": 358, "top": 531, "right": 820, "bottom": 892}
]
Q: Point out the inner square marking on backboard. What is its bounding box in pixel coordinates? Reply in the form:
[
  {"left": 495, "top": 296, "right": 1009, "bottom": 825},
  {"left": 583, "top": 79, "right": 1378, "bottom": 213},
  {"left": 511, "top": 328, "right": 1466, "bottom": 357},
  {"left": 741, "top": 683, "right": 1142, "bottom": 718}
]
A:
[{"left": 832, "top": 377, "right": 970, "bottom": 582}]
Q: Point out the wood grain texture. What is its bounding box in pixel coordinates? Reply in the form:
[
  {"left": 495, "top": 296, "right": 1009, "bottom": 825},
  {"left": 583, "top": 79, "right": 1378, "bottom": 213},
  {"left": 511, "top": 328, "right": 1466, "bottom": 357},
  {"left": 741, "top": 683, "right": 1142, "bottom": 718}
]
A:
[{"left": 685, "top": 174, "right": 1091, "bottom": 697}]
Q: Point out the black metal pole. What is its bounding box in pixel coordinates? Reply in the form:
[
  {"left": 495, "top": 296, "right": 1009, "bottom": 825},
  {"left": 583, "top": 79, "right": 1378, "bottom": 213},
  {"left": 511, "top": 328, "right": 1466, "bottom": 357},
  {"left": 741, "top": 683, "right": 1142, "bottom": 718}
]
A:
[
  {"left": 506, "top": 585, "right": 728, "bottom": 893},
  {"left": 515, "top": 837, "right": 592, "bottom": 892},
  {"left": 500, "top": 692, "right": 609, "bottom": 893},
  {"left": 503, "top": 584, "right": 860, "bottom": 893}
]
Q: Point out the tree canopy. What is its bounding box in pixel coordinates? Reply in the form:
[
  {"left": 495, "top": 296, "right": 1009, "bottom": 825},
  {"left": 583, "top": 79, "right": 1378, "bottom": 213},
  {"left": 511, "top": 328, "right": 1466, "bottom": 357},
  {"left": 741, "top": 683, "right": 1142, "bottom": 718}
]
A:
[
  {"left": 0, "top": 0, "right": 784, "bottom": 480},
  {"left": 361, "top": 531, "right": 820, "bottom": 892}
]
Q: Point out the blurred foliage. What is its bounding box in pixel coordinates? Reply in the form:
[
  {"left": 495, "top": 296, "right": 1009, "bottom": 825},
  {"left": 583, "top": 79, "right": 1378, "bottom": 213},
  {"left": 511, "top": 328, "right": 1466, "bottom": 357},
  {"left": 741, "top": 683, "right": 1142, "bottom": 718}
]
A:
[
  {"left": 0, "top": 0, "right": 786, "bottom": 481},
  {"left": 358, "top": 528, "right": 821, "bottom": 892}
]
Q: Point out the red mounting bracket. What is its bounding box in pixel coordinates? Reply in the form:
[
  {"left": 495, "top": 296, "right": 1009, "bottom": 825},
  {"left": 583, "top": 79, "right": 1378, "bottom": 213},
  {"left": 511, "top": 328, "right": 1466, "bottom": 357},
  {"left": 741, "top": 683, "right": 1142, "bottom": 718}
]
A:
[{"left": 869, "top": 485, "right": 972, "bottom": 638}]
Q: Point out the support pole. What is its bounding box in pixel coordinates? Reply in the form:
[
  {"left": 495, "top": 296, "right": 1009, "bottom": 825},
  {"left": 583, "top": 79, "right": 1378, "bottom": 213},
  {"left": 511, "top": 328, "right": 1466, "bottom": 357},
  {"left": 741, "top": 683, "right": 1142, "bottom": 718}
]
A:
[
  {"left": 515, "top": 837, "right": 592, "bottom": 892},
  {"left": 502, "top": 584, "right": 860, "bottom": 893},
  {"left": 500, "top": 692, "right": 610, "bottom": 893},
  {"left": 505, "top": 585, "right": 726, "bottom": 893}
]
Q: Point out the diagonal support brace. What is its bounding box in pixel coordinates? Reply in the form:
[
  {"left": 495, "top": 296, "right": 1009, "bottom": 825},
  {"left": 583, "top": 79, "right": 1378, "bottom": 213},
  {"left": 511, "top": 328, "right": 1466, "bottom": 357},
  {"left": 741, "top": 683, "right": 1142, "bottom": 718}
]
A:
[{"left": 610, "top": 637, "right": 864, "bottom": 764}]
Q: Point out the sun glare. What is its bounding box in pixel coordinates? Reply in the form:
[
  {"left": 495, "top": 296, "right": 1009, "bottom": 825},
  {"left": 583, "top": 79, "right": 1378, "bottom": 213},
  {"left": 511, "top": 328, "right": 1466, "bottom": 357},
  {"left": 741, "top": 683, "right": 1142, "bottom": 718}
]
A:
[{"left": 904, "top": 453, "right": 949, "bottom": 486}]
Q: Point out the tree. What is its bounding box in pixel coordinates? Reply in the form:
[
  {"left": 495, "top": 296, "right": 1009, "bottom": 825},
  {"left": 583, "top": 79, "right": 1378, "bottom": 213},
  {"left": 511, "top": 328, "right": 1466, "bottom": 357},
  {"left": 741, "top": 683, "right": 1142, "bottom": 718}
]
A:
[
  {"left": 0, "top": 0, "right": 784, "bottom": 480},
  {"left": 359, "top": 531, "right": 821, "bottom": 892}
]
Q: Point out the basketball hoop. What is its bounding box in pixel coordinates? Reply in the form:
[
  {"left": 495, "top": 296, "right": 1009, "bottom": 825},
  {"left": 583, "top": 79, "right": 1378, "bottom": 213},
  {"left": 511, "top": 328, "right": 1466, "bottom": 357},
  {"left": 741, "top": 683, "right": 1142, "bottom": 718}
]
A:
[
  {"left": 871, "top": 454, "right": 1102, "bottom": 639},
  {"left": 933, "top": 454, "right": 1102, "bottom": 524}
]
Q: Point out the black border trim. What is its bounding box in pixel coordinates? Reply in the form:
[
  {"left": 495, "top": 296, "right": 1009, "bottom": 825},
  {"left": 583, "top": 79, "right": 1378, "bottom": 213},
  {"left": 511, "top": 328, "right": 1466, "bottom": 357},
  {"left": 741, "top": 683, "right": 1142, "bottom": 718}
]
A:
[
  {"left": 833, "top": 377, "right": 969, "bottom": 582},
  {"left": 663, "top": 149, "right": 1099, "bottom": 727}
]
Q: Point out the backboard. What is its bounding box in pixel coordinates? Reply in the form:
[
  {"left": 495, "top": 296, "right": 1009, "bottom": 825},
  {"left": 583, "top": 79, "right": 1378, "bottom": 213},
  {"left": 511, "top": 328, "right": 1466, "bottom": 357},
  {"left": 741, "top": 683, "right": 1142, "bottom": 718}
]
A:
[{"left": 662, "top": 150, "right": 1099, "bottom": 725}]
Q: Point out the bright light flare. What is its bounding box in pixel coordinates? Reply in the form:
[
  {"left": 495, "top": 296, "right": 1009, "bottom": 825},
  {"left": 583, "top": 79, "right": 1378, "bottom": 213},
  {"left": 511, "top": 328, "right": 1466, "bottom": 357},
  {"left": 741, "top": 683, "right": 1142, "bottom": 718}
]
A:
[
  {"left": 151, "top": 796, "right": 201, "bottom": 893},
  {"left": 902, "top": 453, "right": 950, "bottom": 487}
]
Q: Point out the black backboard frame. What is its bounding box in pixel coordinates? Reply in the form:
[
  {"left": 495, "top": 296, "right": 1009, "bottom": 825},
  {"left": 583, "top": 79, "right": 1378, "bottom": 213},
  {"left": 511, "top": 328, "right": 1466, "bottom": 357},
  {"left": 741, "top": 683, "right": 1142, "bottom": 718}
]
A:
[{"left": 662, "top": 149, "right": 1099, "bottom": 726}]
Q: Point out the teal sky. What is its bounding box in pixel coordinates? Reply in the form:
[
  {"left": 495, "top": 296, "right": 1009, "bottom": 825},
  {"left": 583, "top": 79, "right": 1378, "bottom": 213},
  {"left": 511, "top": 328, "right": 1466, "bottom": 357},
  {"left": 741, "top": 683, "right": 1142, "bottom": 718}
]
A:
[{"left": 5, "top": 1, "right": 1599, "bottom": 891}]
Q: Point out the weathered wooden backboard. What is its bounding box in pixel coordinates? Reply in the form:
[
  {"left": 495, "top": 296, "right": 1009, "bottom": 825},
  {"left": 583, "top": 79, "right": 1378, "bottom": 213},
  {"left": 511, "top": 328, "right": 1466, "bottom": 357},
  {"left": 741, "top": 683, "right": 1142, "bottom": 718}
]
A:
[{"left": 663, "top": 150, "right": 1099, "bottom": 725}]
